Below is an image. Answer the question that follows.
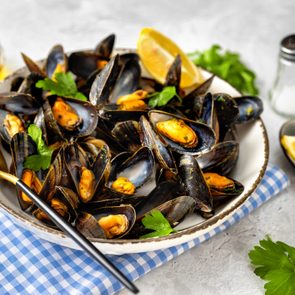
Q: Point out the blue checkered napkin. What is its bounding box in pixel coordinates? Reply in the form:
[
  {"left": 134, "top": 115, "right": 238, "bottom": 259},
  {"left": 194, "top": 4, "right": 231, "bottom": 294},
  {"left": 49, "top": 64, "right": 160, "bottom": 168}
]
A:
[{"left": 0, "top": 165, "right": 289, "bottom": 295}]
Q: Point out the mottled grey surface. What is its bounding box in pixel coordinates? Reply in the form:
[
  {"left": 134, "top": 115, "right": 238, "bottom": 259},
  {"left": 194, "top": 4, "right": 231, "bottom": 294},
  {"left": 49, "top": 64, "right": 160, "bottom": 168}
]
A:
[{"left": 1, "top": 0, "right": 295, "bottom": 294}]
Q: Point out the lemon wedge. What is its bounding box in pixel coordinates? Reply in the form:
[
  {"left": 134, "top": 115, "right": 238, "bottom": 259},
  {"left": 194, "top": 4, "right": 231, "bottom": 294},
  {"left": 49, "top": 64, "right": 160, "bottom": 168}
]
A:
[
  {"left": 281, "top": 134, "right": 295, "bottom": 161},
  {"left": 0, "top": 65, "right": 9, "bottom": 80},
  {"left": 137, "top": 28, "right": 204, "bottom": 89}
]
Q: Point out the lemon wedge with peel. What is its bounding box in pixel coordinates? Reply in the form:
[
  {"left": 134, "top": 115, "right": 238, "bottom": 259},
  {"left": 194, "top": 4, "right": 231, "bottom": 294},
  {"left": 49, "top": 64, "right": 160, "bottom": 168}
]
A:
[
  {"left": 281, "top": 134, "right": 295, "bottom": 162},
  {"left": 137, "top": 28, "right": 204, "bottom": 89}
]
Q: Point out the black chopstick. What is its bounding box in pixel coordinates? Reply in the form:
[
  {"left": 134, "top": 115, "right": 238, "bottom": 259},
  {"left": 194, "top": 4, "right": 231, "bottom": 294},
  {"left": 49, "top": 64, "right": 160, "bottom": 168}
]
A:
[{"left": 13, "top": 177, "right": 139, "bottom": 294}]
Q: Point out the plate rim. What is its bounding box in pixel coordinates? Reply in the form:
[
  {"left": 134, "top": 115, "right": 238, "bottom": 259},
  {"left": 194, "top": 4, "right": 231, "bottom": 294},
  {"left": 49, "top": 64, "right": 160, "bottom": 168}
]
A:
[{"left": 0, "top": 59, "right": 269, "bottom": 247}]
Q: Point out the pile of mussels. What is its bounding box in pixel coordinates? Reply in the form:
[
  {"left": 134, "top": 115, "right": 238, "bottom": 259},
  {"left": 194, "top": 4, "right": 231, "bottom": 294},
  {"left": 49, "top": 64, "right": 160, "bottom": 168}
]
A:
[{"left": 0, "top": 34, "right": 263, "bottom": 239}]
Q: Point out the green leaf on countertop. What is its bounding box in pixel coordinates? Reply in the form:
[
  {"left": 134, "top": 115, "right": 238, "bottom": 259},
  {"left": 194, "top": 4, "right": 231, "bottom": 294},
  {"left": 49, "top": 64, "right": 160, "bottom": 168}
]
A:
[
  {"left": 188, "top": 44, "right": 259, "bottom": 95},
  {"left": 248, "top": 236, "right": 295, "bottom": 295},
  {"left": 140, "top": 210, "right": 176, "bottom": 239},
  {"left": 148, "top": 86, "right": 181, "bottom": 107},
  {"left": 36, "top": 72, "right": 87, "bottom": 101},
  {"left": 24, "top": 124, "right": 54, "bottom": 171}
]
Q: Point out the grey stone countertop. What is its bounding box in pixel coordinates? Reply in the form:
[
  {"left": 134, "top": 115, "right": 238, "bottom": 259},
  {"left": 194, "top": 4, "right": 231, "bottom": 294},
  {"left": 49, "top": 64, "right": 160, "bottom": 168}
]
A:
[{"left": 1, "top": 0, "right": 295, "bottom": 294}]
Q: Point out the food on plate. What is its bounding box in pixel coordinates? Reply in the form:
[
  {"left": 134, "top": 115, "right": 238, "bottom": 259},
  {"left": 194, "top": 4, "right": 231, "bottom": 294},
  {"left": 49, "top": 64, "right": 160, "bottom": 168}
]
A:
[{"left": 0, "top": 29, "right": 263, "bottom": 239}]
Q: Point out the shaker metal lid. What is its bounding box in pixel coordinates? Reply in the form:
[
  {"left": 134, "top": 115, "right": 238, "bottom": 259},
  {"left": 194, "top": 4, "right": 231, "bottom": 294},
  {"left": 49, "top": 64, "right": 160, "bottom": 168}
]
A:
[{"left": 281, "top": 34, "right": 295, "bottom": 56}]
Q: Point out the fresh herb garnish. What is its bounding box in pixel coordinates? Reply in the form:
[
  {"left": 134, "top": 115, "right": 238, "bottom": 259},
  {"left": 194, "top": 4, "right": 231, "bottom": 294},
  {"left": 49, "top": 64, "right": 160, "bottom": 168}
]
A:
[
  {"left": 36, "top": 72, "right": 87, "bottom": 101},
  {"left": 248, "top": 236, "right": 295, "bottom": 295},
  {"left": 140, "top": 210, "right": 176, "bottom": 239},
  {"left": 188, "top": 45, "right": 259, "bottom": 95},
  {"left": 24, "top": 124, "right": 54, "bottom": 171},
  {"left": 148, "top": 86, "right": 181, "bottom": 108}
]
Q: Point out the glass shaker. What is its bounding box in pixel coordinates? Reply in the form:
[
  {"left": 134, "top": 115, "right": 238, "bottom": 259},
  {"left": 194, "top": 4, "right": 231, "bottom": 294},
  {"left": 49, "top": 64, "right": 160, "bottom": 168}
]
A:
[{"left": 269, "top": 34, "right": 295, "bottom": 118}]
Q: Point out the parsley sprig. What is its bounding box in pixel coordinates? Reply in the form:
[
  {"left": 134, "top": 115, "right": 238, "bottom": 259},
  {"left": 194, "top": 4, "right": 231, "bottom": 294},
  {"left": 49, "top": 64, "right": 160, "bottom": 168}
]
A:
[
  {"left": 249, "top": 236, "right": 295, "bottom": 295},
  {"left": 140, "top": 210, "right": 176, "bottom": 239},
  {"left": 188, "top": 44, "right": 259, "bottom": 95},
  {"left": 36, "top": 72, "right": 87, "bottom": 101},
  {"left": 24, "top": 124, "right": 54, "bottom": 171},
  {"left": 148, "top": 86, "right": 181, "bottom": 108}
]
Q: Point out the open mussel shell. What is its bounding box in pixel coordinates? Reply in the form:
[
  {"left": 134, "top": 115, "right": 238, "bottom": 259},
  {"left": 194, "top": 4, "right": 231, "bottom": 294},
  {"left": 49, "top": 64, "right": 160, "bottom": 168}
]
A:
[
  {"left": 10, "top": 132, "right": 37, "bottom": 179},
  {"left": 38, "top": 151, "right": 63, "bottom": 202},
  {"left": 130, "top": 195, "right": 195, "bottom": 238},
  {"left": 43, "top": 95, "right": 98, "bottom": 140},
  {"left": 17, "top": 72, "right": 44, "bottom": 102},
  {"left": 111, "top": 120, "right": 141, "bottom": 153},
  {"left": 139, "top": 115, "right": 177, "bottom": 173},
  {"left": 181, "top": 76, "right": 215, "bottom": 119},
  {"left": 196, "top": 141, "right": 239, "bottom": 175},
  {"left": 46, "top": 44, "right": 67, "bottom": 79},
  {"left": 10, "top": 132, "right": 37, "bottom": 210},
  {"left": 204, "top": 172, "right": 244, "bottom": 203},
  {"left": 89, "top": 55, "right": 120, "bottom": 106},
  {"left": 0, "top": 110, "right": 25, "bottom": 144},
  {"left": 156, "top": 196, "right": 196, "bottom": 227},
  {"left": 108, "top": 146, "right": 155, "bottom": 196},
  {"left": 233, "top": 96, "right": 263, "bottom": 124},
  {"left": 213, "top": 93, "right": 239, "bottom": 141},
  {"left": 75, "top": 204, "right": 136, "bottom": 239},
  {"left": 33, "top": 186, "right": 79, "bottom": 226},
  {"left": 135, "top": 180, "right": 185, "bottom": 220},
  {"left": 0, "top": 92, "right": 40, "bottom": 115},
  {"left": 184, "top": 75, "right": 215, "bottom": 99},
  {"left": 179, "top": 154, "right": 213, "bottom": 214},
  {"left": 199, "top": 93, "right": 220, "bottom": 142},
  {"left": 165, "top": 55, "right": 181, "bottom": 93},
  {"left": 94, "top": 34, "right": 115, "bottom": 58},
  {"left": 109, "top": 58, "right": 141, "bottom": 104},
  {"left": 279, "top": 119, "right": 295, "bottom": 167},
  {"left": 64, "top": 142, "right": 111, "bottom": 203},
  {"left": 149, "top": 110, "right": 216, "bottom": 155},
  {"left": 21, "top": 52, "right": 46, "bottom": 77}
]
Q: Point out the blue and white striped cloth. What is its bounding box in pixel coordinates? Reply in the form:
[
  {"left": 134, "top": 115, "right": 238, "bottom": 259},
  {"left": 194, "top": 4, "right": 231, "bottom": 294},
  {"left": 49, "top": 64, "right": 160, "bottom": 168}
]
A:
[{"left": 0, "top": 165, "right": 289, "bottom": 295}]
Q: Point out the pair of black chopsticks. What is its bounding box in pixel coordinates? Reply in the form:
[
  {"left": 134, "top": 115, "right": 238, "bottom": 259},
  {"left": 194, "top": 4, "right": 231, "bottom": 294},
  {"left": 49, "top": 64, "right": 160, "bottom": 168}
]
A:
[{"left": 0, "top": 170, "right": 139, "bottom": 294}]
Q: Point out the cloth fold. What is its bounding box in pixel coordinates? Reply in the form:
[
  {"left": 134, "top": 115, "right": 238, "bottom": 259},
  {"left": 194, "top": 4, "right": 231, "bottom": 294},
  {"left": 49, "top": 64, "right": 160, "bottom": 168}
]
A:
[{"left": 0, "top": 165, "right": 289, "bottom": 295}]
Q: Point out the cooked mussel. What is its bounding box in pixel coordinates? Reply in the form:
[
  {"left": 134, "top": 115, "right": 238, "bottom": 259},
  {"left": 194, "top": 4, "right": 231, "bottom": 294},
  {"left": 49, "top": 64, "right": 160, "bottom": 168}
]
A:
[
  {"left": 204, "top": 172, "right": 244, "bottom": 201},
  {"left": 34, "top": 186, "right": 79, "bottom": 225},
  {"left": 10, "top": 132, "right": 38, "bottom": 209},
  {"left": 43, "top": 96, "right": 98, "bottom": 140},
  {"left": 139, "top": 115, "right": 177, "bottom": 173},
  {"left": 179, "top": 154, "right": 213, "bottom": 214},
  {"left": 214, "top": 93, "right": 239, "bottom": 141},
  {"left": 76, "top": 204, "right": 136, "bottom": 239},
  {"left": 46, "top": 45, "right": 67, "bottom": 79},
  {"left": 69, "top": 34, "right": 115, "bottom": 79},
  {"left": 90, "top": 54, "right": 141, "bottom": 106},
  {"left": 108, "top": 147, "right": 155, "bottom": 197},
  {"left": 0, "top": 110, "right": 25, "bottom": 143},
  {"left": 149, "top": 110, "right": 216, "bottom": 155},
  {"left": 64, "top": 142, "right": 110, "bottom": 203},
  {"left": 233, "top": 96, "right": 263, "bottom": 124}
]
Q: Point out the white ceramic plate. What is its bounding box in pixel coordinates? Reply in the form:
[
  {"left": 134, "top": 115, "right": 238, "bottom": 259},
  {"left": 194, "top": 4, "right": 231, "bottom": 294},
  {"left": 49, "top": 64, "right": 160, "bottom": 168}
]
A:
[{"left": 0, "top": 57, "right": 269, "bottom": 254}]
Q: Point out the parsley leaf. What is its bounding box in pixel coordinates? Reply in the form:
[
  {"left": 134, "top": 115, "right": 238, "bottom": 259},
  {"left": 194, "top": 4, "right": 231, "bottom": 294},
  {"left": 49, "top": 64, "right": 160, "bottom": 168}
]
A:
[
  {"left": 188, "top": 45, "right": 259, "bottom": 96},
  {"left": 36, "top": 72, "right": 87, "bottom": 101},
  {"left": 24, "top": 124, "right": 54, "bottom": 171},
  {"left": 148, "top": 86, "right": 181, "bottom": 108},
  {"left": 139, "top": 210, "right": 176, "bottom": 239},
  {"left": 249, "top": 237, "right": 295, "bottom": 295}
]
